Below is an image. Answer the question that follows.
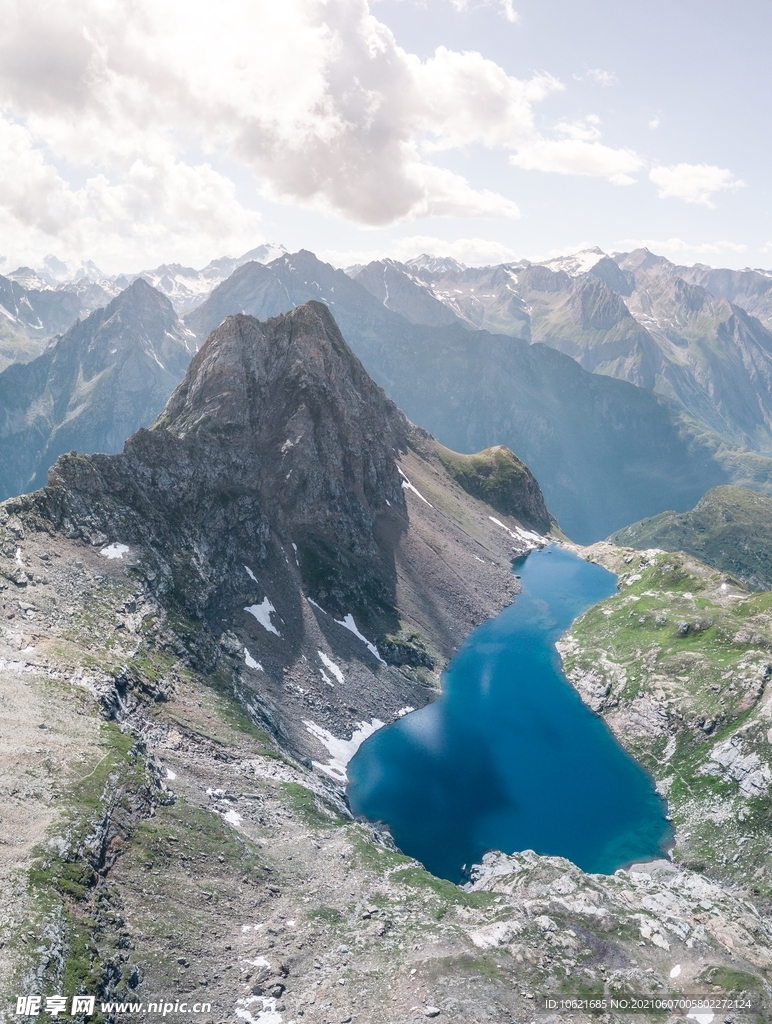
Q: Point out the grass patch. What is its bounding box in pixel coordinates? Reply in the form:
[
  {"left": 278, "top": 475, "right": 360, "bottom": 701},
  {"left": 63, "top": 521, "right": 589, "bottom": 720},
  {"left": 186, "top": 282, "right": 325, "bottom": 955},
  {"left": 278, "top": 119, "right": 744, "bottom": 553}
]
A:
[
  {"left": 391, "top": 865, "right": 497, "bottom": 910},
  {"left": 701, "top": 966, "right": 763, "bottom": 992},
  {"left": 349, "top": 828, "right": 410, "bottom": 873},
  {"left": 281, "top": 782, "right": 346, "bottom": 829},
  {"left": 308, "top": 906, "right": 344, "bottom": 925},
  {"left": 22, "top": 723, "right": 153, "bottom": 1017}
]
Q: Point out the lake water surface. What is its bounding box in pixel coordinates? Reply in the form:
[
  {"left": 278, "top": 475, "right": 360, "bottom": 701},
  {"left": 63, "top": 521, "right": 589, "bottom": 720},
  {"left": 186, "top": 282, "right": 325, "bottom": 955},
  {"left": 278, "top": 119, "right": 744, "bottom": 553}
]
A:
[{"left": 347, "top": 545, "right": 672, "bottom": 883}]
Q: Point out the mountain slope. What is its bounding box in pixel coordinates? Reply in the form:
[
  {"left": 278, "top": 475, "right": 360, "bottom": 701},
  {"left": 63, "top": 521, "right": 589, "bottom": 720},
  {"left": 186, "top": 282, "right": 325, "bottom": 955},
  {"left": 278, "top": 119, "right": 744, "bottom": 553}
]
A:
[
  {"left": 182, "top": 249, "right": 772, "bottom": 542},
  {"left": 0, "top": 279, "right": 196, "bottom": 500},
  {"left": 610, "top": 484, "right": 772, "bottom": 590},
  {"left": 0, "top": 302, "right": 769, "bottom": 1022},
  {"left": 0, "top": 273, "right": 84, "bottom": 369},
  {"left": 18, "top": 299, "right": 547, "bottom": 754}
]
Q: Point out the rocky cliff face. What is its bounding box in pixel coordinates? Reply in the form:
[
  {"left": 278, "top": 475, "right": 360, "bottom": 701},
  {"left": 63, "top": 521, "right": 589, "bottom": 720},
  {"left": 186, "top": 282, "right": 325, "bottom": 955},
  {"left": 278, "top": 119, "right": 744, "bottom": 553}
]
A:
[
  {"left": 0, "top": 278, "right": 196, "bottom": 501},
  {"left": 16, "top": 300, "right": 543, "bottom": 759},
  {"left": 179, "top": 248, "right": 772, "bottom": 544}
]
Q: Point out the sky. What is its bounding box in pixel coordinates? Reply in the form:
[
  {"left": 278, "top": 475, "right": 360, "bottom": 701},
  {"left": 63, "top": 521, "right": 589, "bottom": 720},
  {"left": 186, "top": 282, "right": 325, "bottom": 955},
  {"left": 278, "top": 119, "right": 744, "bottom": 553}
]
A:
[{"left": 0, "top": 0, "right": 769, "bottom": 275}]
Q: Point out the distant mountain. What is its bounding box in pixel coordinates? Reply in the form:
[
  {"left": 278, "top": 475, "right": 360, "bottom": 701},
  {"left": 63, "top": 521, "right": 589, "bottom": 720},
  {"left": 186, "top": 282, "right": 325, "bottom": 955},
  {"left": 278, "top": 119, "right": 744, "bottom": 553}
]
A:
[
  {"left": 135, "top": 242, "right": 287, "bottom": 313},
  {"left": 353, "top": 249, "right": 772, "bottom": 454},
  {"left": 8, "top": 257, "right": 123, "bottom": 317},
  {"left": 616, "top": 249, "right": 772, "bottom": 330},
  {"left": 353, "top": 258, "right": 531, "bottom": 338},
  {"left": 182, "top": 249, "right": 772, "bottom": 542},
  {"left": 538, "top": 246, "right": 608, "bottom": 277},
  {"left": 610, "top": 485, "right": 772, "bottom": 591},
  {"left": 0, "top": 273, "right": 84, "bottom": 369},
  {"left": 351, "top": 258, "right": 461, "bottom": 328},
  {"left": 0, "top": 279, "right": 195, "bottom": 500}
]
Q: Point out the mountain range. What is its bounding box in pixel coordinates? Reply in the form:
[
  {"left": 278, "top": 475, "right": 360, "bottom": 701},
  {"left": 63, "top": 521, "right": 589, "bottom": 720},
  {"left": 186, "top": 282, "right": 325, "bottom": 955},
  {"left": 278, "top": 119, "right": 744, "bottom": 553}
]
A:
[
  {"left": 181, "top": 249, "right": 772, "bottom": 541},
  {"left": 0, "top": 244, "right": 287, "bottom": 371},
  {"left": 0, "top": 280, "right": 195, "bottom": 501},
  {"left": 1, "top": 298, "right": 769, "bottom": 1021},
  {"left": 351, "top": 248, "right": 772, "bottom": 454},
  {"left": 4, "top": 244, "right": 772, "bottom": 541}
]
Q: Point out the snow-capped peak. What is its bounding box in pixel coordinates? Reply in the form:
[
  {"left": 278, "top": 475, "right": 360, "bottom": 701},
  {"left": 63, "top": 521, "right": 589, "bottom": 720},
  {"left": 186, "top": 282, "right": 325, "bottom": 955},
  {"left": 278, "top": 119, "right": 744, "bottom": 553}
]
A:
[{"left": 537, "top": 247, "right": 607, "bottom": 277}]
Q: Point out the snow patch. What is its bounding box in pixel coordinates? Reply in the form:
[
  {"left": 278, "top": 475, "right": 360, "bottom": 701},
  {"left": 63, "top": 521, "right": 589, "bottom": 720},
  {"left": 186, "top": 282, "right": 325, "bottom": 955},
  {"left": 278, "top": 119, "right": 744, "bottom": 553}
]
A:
[
  {"left": 235, "top": 995, "right": 282, "bottom": 1024},
  {"left": 335, "top": 613, "right": 385, "bottom": 663},
  {"left": 396, "top": 706, "right": 415, "bottom": 717},
  {"left": 243, "top": 956, "right": 270, "bottom": 969},
  {"left": 165, "top": 768, "right": 176, "bottom": 781},
  {"left": 398, "top": 467, "right": 433, "bottom": 507},
  {"left": 686, "top": 1015, "right": 714, "bottom": 1024},
  {"left": 306, "top": 596, "right": 326, "bottom": 613},
  {"left": 669, "top": 964, "right": 681, "bottom": 978},
  {"left": 223, "top": 809, "right": 243, "bottom": 826},
  {"left": 100, "top": 543, "right": 129, "bottom": 560},
  {"left": 244, "top": 565, "right": 258, "bottom": 583},
  {"left": 318, "top": 650, "right": 344, "bottom": 684},
  {"left": 244, "top": 647, "right": 263, "bottom": 671},
  {"left": 245, "top": 598, "right": 281, "bottom": 636},
  {"left": 489, "top": 516, "right": 516, "bottom": 538},
  {"left": 539, "top": 247, "right": 606, "bottom": 277},
  {"left": 489, "top": 516, "right": 543, "bottom": 548},
  {"left": 304, "top": 718, "right": 385, "bottom": 782}
]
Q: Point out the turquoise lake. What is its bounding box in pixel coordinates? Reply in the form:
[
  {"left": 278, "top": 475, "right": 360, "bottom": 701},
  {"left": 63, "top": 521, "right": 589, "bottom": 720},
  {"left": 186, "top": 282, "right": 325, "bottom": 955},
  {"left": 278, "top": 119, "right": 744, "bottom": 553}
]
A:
[{"left": 347, "top": 545, "right": 672, "bottom": 883}]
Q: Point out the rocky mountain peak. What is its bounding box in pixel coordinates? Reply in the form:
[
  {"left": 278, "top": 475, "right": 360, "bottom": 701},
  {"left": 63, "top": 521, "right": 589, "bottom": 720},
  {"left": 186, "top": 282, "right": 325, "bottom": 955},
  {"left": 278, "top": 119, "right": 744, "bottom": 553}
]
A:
[
  {"left": 165, "top": 300, "right": 407, "bottom": 450},
  {"left": 102, "top": 275, "right": 180, "bottom": 333},
  {"left": 33, "top": 303, "right": 414, "bottom": 639},
  {"left": 568, "top": 276, "right": 636, "bottom": 331}
]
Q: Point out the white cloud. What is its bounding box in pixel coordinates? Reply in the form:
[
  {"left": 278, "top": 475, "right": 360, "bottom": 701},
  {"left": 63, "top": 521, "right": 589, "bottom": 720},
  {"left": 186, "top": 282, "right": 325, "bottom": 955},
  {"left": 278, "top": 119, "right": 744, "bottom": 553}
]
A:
[
  {"left": 320, "top": 235, "right": 521, "bottom": 267},
  {"left": 648, "top": 116, "right": 660, "bottom": 130},
  {"left": 0, "top": 0, "right": 555, "bottom": 266},
  {"left": 555, "top": 115, "right": 602, "bottom": 142},
  {"left": 510, "top": 138, "right": 642, "bottom": 185},
  {"left": 448, "top": 0, "right": 520, "bottom": 21},
  {"left": 649, "top": 163, "right": 746, "bottom": 207},
  {"left": 0, "top": 114, "right": 264, "bottom": 271},
  {"left": 575, "top": 68, "right": 618, "bottom": 87},
  {"left": 619, "top": 237, "right": 748, "bottom": 256}
]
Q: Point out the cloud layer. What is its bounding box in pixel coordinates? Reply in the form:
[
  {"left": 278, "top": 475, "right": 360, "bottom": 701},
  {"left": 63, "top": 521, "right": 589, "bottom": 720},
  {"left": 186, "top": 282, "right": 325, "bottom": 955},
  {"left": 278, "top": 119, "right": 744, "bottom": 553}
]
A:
[
  {"left": 649, "top": 163, "right": 746, "bottom": 208},
  {"left": 0, "top": 0, "right": 558, "bottom": 267},
  {"left": 0, "top": 0, "right": 750, "bottom": 270}
]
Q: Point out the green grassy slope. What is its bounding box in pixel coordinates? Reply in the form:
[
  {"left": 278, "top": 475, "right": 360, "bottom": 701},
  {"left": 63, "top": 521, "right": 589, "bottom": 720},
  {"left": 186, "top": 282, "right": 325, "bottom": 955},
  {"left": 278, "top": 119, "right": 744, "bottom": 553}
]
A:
[
  {"left": 562, "top": 544, "right": 772, "bottom": 897},
  {"left": 611, "top": 485, "right": 772, "bottom": 590}
]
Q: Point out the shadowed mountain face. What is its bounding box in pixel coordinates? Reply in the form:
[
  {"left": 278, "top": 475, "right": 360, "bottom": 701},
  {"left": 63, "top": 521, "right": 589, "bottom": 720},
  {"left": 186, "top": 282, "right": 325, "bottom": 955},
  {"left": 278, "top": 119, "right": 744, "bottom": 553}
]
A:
[
  {"left": 0, "top": 278, "right": 195, "bottom": 500},
  {"left": 610, "top": 485, "right": 772, "bottom": 591},
  {"left": 181, "top": 250, "right": 772, "bottom": 543},
  {"left": 19, "top": 301, "right": 546, "bottom": 750}
]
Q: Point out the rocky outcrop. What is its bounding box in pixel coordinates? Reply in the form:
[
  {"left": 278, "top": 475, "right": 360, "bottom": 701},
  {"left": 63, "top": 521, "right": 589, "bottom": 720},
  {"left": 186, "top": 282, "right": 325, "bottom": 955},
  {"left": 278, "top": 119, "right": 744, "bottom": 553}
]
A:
[
  {"left": 9, "top": 301, "right": 544, "bottom": 761},
  {"left": 435, "top": 443, "right": 553, "bottom": 534}
]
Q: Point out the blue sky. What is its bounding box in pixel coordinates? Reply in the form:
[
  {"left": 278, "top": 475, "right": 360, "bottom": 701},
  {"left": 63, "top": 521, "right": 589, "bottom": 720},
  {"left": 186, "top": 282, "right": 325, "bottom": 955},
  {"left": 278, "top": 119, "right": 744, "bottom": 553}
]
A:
[{"left": 0, "top": 0, "right": 767, "bottom": 272}]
